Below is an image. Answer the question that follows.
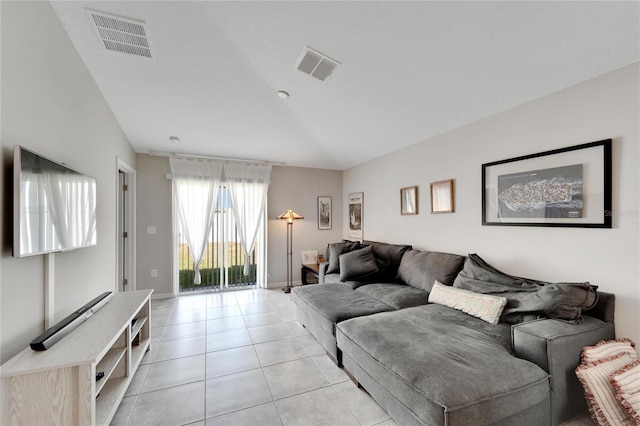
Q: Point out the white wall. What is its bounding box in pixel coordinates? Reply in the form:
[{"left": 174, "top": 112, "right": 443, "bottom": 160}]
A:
[
  {"left": 134, "top": 156, "right": 343, "bottom": 291},
  {"left": 0, "top": 2, "right": 136, "bottom": 363},
  {"left": 343, "top": 64, "right": 639, "bottom": 346}
]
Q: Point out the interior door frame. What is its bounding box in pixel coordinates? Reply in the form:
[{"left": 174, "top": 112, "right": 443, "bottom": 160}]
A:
[{"left": 116, "top": 158, "right": 137, "bottom": 292}]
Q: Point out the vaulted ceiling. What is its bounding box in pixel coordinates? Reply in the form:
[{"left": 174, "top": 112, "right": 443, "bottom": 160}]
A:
[{"left": 51, "top": 1, "right": 639, "bottom": 170}]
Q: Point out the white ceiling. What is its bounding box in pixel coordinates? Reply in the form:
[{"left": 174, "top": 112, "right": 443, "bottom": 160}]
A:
[{"left": 51, "top": 1, "right": 639, "bottom": 170}]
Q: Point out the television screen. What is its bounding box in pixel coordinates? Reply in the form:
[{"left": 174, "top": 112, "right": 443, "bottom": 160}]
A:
[{"left": 13, "top": 146, "right": 97, "bottom": 257}]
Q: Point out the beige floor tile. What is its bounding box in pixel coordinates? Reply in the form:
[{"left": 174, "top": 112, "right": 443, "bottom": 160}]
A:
[
  {"left": 295, "top": 334, "right": 326, "bottom": 356},
  {"left": 254, "top": 337, "right": 309, "bottom": 366},
  {"left": 248, "top": 323, "right": 294, "bottom": 344},
  {"left": 206, "top": 316, "right": 247, "bottom": 334},
  {"left": 206, "top": 328, "right": 253, "bottom": 352},
  {"left": 333, "top": 380, "right": 391, "bottom": 426},
  {"left": 205, "top": 402, "right": 282, "bottom": 426},
  {"left": 311, "top": 354, "right": 350, "bottom": 384},
  {"left": 141, "top": 354, "right": 205, "bottom": 393},
  {"left": 262, "top": 357, "right": 329, "bottom": 400},
  {"left": 207, "top": 305, "right": 243, "bottom": 319},
  {"left": 166, "top": 309, "right": 207, "bottom": 325},
  {"left": 243, "top": 312, "right": 284, "bottom": 328},
  {"left": 162, "top": 320, "right": 207, "bottom": 341},
  {"left": 110, "top": 395, "right": 136, "bottom": 426},
  {"left": 154, "top": 335, "right": 206, "bottom": 362},
  {"left": 124, "top": 364, "right": 150, "bottom": 397},
  {"left": 206, "top": 345, "right": 260, "bottom": 378},
  {"left": 128, "top": 381, "right": 205, "bottom": 426},
  {"left": 276, "top": 386, "right": 360, "bottom": 426},
  {"left": 205, "top": 369, "right": 273, "bottom": 418},
  {"left": 284, "top": 320, "right": 310, "bottom": 337}
]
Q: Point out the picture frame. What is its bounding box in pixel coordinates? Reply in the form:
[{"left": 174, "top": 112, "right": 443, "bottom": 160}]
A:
[
  {"left": 317, "top": 196, "right": 332, "bottom": 230},
  {"left": 301, "top": 250, "right": 318, "bottom": 265},
  {"left": 482, "top": 139, "right": 612, "bottom": 228},
  {"left": 348, "top": 192, "right": 363, "bottom": 240},
  {"left": 430, "top": 180, "right": 454, "bottom": 214},
  {"left": 400, "top": 186, "right": 418, "bottom": 215}
]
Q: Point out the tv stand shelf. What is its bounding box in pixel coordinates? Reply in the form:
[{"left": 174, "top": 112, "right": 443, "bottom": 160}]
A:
[{"left": 1, "top": 289, "right": 153, "bottom": 426}]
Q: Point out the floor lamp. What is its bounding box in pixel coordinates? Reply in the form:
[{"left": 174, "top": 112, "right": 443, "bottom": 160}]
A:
[{"left": 278, "top": 210, "right": 304, "bottom": 293}]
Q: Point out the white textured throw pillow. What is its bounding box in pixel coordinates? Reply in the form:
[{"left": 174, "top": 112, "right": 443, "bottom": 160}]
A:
[
  {"left": 576, "top": 353, "right": 635, "bottom": 426},
  {"left": 428, "top": 281, "right": 507, "bottom": 324},
  {"left": 611, "top": 360, "right": 640, "bottom": 424},
  {"left": 581, "top": 338, "right": 638, "bottom": 363}
]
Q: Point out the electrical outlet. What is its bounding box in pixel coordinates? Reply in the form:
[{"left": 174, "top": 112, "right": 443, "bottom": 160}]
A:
[{"left": 151, "top": 269, "right": 158, "bottom": 278}]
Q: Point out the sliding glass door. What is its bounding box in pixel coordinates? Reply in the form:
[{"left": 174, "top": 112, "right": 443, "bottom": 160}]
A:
[{"left": 177, "top": 187, "right": 262, "bottom": 293}]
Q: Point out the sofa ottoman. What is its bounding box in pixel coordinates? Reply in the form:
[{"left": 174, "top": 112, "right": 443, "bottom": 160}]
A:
[{"left": 337, "top": 304, "right": 551, "bottom": 425}]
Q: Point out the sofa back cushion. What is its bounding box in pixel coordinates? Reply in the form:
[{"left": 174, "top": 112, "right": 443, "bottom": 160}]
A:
[
  {"left": 397, "top": 249, "right": 465, "bottom": 292},
  {"left": 362, "top": 240, "right": 412, "bottom": 281}
]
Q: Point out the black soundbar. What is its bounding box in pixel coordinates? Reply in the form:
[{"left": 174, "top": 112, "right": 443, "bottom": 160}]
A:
[{"left": 30, "top": 291, "right": 113, "bottom": 351}]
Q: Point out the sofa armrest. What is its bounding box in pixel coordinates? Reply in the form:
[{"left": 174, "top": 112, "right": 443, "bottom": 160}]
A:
[
  {"left": 318, "top": 262, "right": 330, "bottom": 284},
  {"left": 511, "top": 316, "right": 614, "bottom": 424}
]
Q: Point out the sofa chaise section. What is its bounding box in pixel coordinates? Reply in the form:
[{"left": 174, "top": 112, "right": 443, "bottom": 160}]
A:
[
  {"left": 337, "top": 292, "right": 615, "bottom": 425},
  {"left": 337, "top": 304, "right": 551, "bottom": 425}
]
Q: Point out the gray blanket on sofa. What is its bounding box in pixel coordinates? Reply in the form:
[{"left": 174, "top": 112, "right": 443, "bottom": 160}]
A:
[{"left": 453, "top": 254, "right": 598, "bottom": 324}]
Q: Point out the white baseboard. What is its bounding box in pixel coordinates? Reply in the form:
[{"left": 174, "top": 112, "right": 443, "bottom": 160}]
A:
[
  {"left": 267, "top": 280, "right": 301, "bottom": 289},
  {"left": 151, "top": 292, "right": 175, "bottom": 300}
]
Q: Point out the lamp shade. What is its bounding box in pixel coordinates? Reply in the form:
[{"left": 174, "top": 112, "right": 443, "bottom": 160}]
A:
[{"left": 277, "top": 210, "right": 304, "bottom": 223}]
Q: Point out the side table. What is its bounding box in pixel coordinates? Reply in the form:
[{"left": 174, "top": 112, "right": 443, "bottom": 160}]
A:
[{"left": 301, "top": 263, "right": 320, "bottom": 285}]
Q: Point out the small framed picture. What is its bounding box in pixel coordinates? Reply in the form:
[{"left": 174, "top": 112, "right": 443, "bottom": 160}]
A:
[
  {"left": 348, "top": 192, "right": 363, "bottom": 240},
  {"left": 430, "top": 180, "right": 454, "bottom": 214},
  {"left": 301, "top": 250, "right": 318, "bottom": 265},
  {"left": 317, "top": 196, "right": 332, "bottom": 230},
  {"left": 400, "top": 186, "right": 418, "bottom": 215}
]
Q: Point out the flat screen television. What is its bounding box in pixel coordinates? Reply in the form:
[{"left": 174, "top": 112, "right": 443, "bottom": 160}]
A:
[{"left": 13, "top": 146, "right": 97, "bottom": 257}]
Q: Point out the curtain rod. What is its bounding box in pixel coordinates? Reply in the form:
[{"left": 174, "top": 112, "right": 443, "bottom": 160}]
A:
[{"left": 148, "top": 151, "right": 286, "bottom": 167}]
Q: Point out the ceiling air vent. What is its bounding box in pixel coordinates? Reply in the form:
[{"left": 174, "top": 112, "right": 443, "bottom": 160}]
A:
[
  {"left": 296, "top": 46, "right": 340, "bottom": 81},
  {"left": 87, "top": 10, "right": 152, "bottom": 58}
]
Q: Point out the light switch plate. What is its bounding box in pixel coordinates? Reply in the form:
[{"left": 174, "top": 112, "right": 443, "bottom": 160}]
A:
[{"left": 146, "top": 226, "right": 157, "bottom": 235}]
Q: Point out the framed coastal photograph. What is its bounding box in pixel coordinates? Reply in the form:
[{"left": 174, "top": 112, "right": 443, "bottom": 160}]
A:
[
  {"left": 400, "top": 186, "right": 418, "bottom": 215},
  {"left": 317, "top": 196, "right": 332, "bottom": 230},
  {"left": 348, "top": 192, "right": 363, "bottom": 240},
  {"left": 301, "top": 250, "right": 318, "bottom": 265},
  {"left": 482, "top": 139, "right": 612, "bottom": 228},
  {"left": 430, "top": 180, "right": 454, "bottom": 214}
]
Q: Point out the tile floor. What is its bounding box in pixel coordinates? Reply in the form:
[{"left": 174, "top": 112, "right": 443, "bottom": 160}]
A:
[
  {"left": 111, "top": 288, "right": 396, "bottom": 426},
  {"left": 111, "top": 287, "right": 593, "bottom": 426}
]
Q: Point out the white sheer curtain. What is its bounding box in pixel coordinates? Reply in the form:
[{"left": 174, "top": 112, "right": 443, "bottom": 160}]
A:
[
  {"left": 170, "top": 158, "right": 223, "bottom": 284},
  {"left": 223, "top": 162, "right": 271, "bottom": 284}
]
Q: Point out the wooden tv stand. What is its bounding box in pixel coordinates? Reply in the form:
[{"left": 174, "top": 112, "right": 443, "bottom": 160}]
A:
[{"left": 1, "top": 289, "right": 153, "bottom": 426}]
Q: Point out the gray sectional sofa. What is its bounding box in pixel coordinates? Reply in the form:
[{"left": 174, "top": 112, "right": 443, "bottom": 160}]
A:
[{"left": 291, "top": 241, "right": 615, "bottom": 425}]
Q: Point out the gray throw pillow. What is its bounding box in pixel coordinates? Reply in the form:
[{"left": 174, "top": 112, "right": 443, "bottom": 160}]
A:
[
  {"left": 339, "top": 246, "right": 379, "bottom": 281},
  {"left": 327, "top": 241, "right": 360, "bottom": 274},
  {"left": 397, "top": 249, "right": 465, "bottom": 292},
  {"left": 362, "top": 241, "right": 412, "bottom": 281}
]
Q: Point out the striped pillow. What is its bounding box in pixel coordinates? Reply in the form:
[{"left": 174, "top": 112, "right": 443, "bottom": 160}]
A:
[
  {"left": 611, "top": 361, "right": 640, "bottom": 424},
  {"left": 576, "top": 353, "right": 635, "bottom": 426},
  {"left": 428, "top": 281, "right": 507, "bottom": 324},
  {"left": 581, "top": 338, "right": 637, "bottom": 363}
]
